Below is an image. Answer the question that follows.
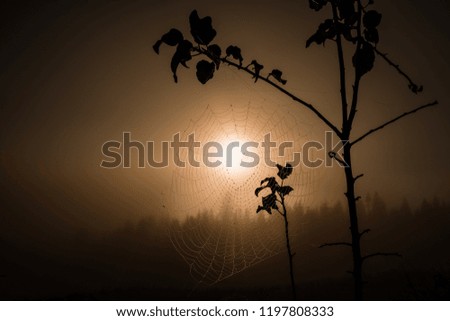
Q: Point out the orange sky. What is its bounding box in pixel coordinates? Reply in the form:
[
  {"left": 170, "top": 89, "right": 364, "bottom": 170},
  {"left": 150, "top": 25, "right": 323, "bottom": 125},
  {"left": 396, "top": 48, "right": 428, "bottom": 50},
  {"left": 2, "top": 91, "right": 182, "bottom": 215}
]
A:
[{"left": 1, "top": 0, "right": 449, "bottom": 229}]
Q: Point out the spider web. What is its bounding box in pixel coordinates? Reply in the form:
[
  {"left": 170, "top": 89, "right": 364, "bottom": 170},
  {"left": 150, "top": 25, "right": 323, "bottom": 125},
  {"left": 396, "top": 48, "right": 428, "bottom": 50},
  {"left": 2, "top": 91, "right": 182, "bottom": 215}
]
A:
[{"left": 166, "top": 90, "right": 323, "bottom": 286}]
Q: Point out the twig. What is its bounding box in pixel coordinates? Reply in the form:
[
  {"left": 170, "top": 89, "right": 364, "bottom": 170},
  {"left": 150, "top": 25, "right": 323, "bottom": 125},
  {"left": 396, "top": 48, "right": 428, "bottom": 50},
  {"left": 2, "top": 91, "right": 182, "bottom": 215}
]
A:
[
  {"left": 275, "top": 208, "right": 285, "bottom": 217},
  {"left": 362, "top": 252, "right": 402, "bottom": 262},
  {"left": 328, "top": 151, "right": 349, "bottom": 167},
  {"left": 319, "top": 242, "right": 352, "bottom": 248},
  {"left": 354, "top": 174, "right": 364, "bottom": 182},
  {"left": 360, "top": 229, "right": 371, "bottom": 238},
  {"left": 373, "top": 46, "right": 423, "bottom": 93},
  {"left": 351, "top": 101, "right": 438, "bottom": 146},
  {"left": 280, "top": 189, "right": 297, "bottom": 300}
]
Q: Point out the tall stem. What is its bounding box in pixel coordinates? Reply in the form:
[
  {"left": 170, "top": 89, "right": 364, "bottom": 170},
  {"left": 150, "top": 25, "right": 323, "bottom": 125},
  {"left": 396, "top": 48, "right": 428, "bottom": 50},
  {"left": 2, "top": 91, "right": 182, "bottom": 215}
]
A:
[
  {"left": 281, "top": 194, "right": 297, "bottom": 300},
  {"left": 331, "top": 1, "right": 349, "bottom": 131},
  {"left": 343, "top": 143, "right": 363, "bottom": 300}
]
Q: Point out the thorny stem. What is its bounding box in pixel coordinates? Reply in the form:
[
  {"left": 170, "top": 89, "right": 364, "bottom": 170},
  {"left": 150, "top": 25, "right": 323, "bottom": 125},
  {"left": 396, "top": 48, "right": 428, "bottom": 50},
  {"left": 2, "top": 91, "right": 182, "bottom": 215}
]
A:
[
  {"left": 279, "top": 179, "right": 297, "bottom": 300},
  {"left": 331, "top": 1, "right": 349, "bottom": 132},
  {"left": 373, "top": 46, "right": 423, "bottom": 93},
  {"left": 347, "top": 0, "right": 364, "bottom": 132}
]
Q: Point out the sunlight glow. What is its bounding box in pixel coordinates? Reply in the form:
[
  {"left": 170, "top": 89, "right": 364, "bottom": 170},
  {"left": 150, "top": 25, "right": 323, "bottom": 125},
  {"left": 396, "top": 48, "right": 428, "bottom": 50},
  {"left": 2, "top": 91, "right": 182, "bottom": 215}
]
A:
[{"left": 219, "top": 136, "right": 255, "bottom": 178}]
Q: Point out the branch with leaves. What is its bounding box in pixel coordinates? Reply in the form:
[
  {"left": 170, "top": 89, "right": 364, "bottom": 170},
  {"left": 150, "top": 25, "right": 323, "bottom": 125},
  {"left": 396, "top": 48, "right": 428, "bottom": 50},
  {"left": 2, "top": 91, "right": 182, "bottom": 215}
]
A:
[
  {"left": 255, "top": 163, "right": 297, "bottom": 299},
  {"left": 153, "top": 1, "right": 438, "bottom": 300},
  {"left": 153, "top": 10, "right": 342, "bottom": 137}
]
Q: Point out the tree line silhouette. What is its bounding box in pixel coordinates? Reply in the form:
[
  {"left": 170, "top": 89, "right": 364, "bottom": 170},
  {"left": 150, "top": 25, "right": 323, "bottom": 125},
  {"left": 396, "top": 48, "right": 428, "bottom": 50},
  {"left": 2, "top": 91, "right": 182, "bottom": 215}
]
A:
[{"left": 1, "top": 196, "right": 448, "bottom": 300}]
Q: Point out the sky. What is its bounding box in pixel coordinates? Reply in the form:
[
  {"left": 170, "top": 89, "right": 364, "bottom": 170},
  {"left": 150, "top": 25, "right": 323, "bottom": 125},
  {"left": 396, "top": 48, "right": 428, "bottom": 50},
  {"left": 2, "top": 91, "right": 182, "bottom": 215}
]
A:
[
  {"left": 1, "top": 0, "right": 449, "bottom": 227},
  {"left": 1, "top": 0, "right": 450, "bottom": 301},
  {"left": 1, "top": 1, "right": 450, "bottom": 230}
]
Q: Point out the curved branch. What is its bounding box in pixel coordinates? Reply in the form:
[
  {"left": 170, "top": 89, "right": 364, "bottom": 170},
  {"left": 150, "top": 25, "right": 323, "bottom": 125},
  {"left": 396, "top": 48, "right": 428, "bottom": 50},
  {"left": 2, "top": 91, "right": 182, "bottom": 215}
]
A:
[
  {"left": 351, "top": 100, "right": 438, "bottom": 146},
  {"left": 192, "top": 47, "right": 343, "bottom": 138}
]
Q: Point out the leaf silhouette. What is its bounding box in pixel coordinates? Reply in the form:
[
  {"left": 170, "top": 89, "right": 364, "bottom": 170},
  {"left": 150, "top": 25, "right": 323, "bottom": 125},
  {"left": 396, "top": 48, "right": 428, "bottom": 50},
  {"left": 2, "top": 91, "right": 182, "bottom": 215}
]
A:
[
  {"left": 409, "top": 84, "right": 423, "bottom": 94},
  {"left": 257, "top": 193, "right": 278, "bottom": 214},
  {"left": 309, "top": 0, "right": 328, "bottom": 11},
  {"left": 306, "top": 19, "right": 336, "bottom": 48},
  {"left": 246, "top": 60, "right": 264, "bottom": 82},
  {"left": 207, "top": 44, "right": 222, "bottom": 69},
  {"left": 153, "top": 28, "right": 183, "bottom": 54},
  {"left": 364, "top": 27, "right": 379, "bottom": 44},
  {"left": 278, "top": 186, "right": 294, "bottom": 197},
  {"left": 255, "top": 186, "right": 265, "bottom": 197},
  {"left": 363, "top": 10, "right": 382, "bottom": 29},
  {"left": 352, "top": 42, "right": 375, "bottom": 77},
  {"left": 196, "top": 60, "right": 215, "bottom": 84},
  {"left": 171, "top": 40, "right": 193, "bottom": 83},
  {"left": 225, "top": 45, "right": 243, "bottom": 67},
  {"left": 189, "top": 10, "right": 217, "bottom": 45},
  {"left": 256, "top": 205, "right": 265, "bottom": 213},
  {"left": 342, "top": 23, "right": 357, "bottom": 43},
  {"left": 259, "top": 176, "right": 280, "bottom": 194},
  {"left": 268, "top": 69, "right": 287, "bottom": 85},
  {"left": 276, "top": 163, "right": 293, "bottom": 180},
  {"left": 337, "top": 0, "right": 357, "bottom": 25}
]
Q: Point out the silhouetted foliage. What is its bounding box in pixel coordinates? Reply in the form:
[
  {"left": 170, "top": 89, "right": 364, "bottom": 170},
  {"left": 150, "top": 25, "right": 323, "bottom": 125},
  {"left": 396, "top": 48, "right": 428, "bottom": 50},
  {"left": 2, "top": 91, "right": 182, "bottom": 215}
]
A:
[
  {"left": 154, "top": 10, "right": 287, "bottom": 86},
  {"left": 306, "top": 19, "right": 336, "bottom": 48},
  {"left": 189, "top": 10, "right": 217, "bottom": 46},
  {"left": 268, "top": 69, "right": 287, "bottom": 85},
  {"left": 255, "top": 163, "right": 297, "bottom": 299},
  {"left": 196, "top": 60, "right": 215, "bottom": 84},
  {"left": 153, "top": 2, "right": 438, "bottom": 300},
  {"left": 309, "top": 0, "right": 328, "bottom": 12},
  {"left": 225, "top": 45, "right": 243, "bottom": 67},
  {"left": 171, "top": 40, "right": 193, "bottom": 83}
]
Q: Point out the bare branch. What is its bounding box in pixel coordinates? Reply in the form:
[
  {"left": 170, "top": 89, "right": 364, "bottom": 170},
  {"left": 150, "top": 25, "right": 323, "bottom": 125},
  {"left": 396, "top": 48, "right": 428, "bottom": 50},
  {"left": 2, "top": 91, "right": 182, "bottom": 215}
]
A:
[
  {"left": 355, "top": 196, "right": 361, "bottom": 202},
  {"left": 373, "top": 46, "right": 423, "bottom": 93},
  {"left": 354, "top": 174, "right": 364, "bottom": 182},
  {"left": 275, "top": 208, "right": 285, "bottom": 217},
  {"left": 319, "top": 242, "right": 352, "bottom": 248},
  {"left": 362, "top": 252, "right": 402, "bottom": 262},
  {"left": 192, "top": 47, "right": 343, "bottom": 138},
  {"left": 351, "top": 101, "right": 438, "bottom": 146},
  {"left": 360, "top": 229, "right": 371, "bottom": 238}
]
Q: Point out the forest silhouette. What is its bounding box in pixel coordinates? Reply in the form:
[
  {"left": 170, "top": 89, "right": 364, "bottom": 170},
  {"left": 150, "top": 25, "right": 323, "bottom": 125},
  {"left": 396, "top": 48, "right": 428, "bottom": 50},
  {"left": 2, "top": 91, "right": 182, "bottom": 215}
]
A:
[{"left": 1, "top": 196, "right": 449, "bottom": 300}]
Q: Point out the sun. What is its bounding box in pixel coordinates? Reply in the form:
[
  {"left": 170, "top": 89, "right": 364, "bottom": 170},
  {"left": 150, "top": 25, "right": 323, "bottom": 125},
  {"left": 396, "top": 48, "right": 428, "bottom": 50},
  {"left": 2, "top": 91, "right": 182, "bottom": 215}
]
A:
[{"left": 218, "top": 135, "right": 257, "bottom": 178}]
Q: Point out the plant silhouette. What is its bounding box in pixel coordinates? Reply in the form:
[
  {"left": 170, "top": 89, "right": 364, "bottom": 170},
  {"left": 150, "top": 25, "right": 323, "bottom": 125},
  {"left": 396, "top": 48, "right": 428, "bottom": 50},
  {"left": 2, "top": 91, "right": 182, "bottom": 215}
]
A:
[
  {"left": 255, "top": 163, "right": 296, "bottom": 299},
  {"left": 153, "top": 2, "right": 438, "bottom": 300}
]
